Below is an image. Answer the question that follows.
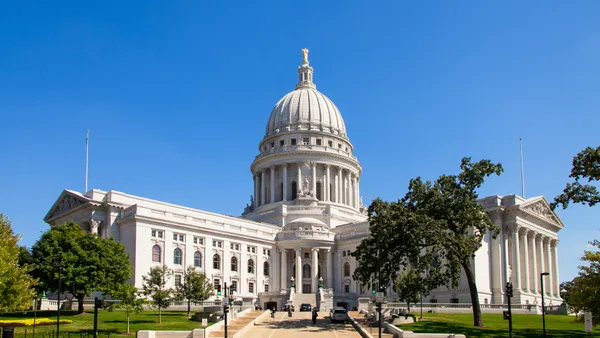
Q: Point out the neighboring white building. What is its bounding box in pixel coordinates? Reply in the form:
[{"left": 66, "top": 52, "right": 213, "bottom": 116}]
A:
[{"left": 44, "top": 50, "right": 563, "bottom": 310}]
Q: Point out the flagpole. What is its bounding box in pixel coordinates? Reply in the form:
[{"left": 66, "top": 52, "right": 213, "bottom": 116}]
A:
[
  {"left": 520, "top": 138, "right": 525, "bottom": 198},
  {"left": 86, "top": 130, "right": 89, "bottom": 192}
]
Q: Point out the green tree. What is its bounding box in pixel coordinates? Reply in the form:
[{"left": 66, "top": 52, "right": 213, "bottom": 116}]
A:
[
  {"left": 174, "top": 266, "right": 214, "bottom": 319},
  {"left": 107, "top": 284, "right": 144, "bottom": 334},
  {"left": 142, "top": 265, "right": 173, "bottom": 323},
  {"left": 394, "top": 267, "right": 428, "bottom": 313},
  {"left": 0, "top": 213, "right": 36, "bottom": 313},
  {"left": 31, "top": 222, "right": 132, "bottom": 313},
  {"left": 560, "top": 240, "right": 600, "bottom": 324},
  {"left": 17, "top": 246, "right": 32, "bottom": 267},
  {"left": 553, "top": 146, "right": 600, "bottom": 209},
  {"left": 353, "top": 158, "right": 502, "bottom": 327}
]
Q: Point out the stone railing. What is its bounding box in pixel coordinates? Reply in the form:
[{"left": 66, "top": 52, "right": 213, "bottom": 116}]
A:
[
  {"left": 278, "top": 230, "right": 335, "bottom": 241},
  {"left": 255, "top": 144, "right": 359, "bottom": 162}
]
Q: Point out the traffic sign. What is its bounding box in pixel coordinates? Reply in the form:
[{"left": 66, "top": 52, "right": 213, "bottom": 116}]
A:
[
  {"left": 201, "top": 318, "right": 208, "bottom": 327},
  {"left": 376, "top": 292, "right": 385, "bottom": 303}
]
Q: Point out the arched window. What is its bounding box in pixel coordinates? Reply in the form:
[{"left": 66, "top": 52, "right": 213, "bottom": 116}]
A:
[
  {"left": 213, "top": 254, "right": 221, "bottom": 270},
  {"left": 152, "top": 245, "right": 161, "bottom": 263},
  {"left": 343, "top": 262, "right": 351, "bottom": 277},
  {"left": 316, "top": 182, "right": 322, "bottom": 200},
  {"left": 231, "top": 256, "right": 238, "bottom": 272},
  {"left": 263, "top": 261, "right": 270, "bottom": 276},
  {"left": 248, "top": 259, "right": 255, "bottom": 273},
  {"left": 291, "top": 181, "right": 297, "bottom": 199},
  {"left": 303, "top": 264, "right": 311, "bottom": 278},
  {"left": 173, "top": 248, "right": 182, "bottom": 265},
  {"left": 194, "top": 251, "right": 202, "bottom": 268}
]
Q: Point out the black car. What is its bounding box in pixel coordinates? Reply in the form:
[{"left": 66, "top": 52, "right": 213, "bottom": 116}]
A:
[{"left": 299, "top": 303, "right": 312, "bottom": 311}]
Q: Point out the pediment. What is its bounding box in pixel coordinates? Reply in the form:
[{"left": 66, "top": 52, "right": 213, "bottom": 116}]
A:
[
  {"left": 519, "top": 197, "right": 564, "bottom": 228},
  {"left": 44, "top": 190, "right": 91, "bottom": 221}
]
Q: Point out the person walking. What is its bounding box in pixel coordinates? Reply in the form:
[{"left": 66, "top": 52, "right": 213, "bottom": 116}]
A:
[
  {"left": 311, "top": 307, "right": 318, "bottom": 324},
  {"left": 288, "top": 306, "right": 292, "bottom": 317}
]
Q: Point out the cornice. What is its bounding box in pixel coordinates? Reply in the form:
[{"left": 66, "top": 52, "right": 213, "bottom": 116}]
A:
[{"left": 251, "top": 150, "right": 362, "bottom": 173}]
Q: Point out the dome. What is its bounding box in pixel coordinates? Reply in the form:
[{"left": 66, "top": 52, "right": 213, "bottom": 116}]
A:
[{"left": 265, "top": 49, "right": 347, "bottom": 138}]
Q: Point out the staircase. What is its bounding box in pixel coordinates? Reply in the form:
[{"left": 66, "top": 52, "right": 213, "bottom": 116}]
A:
[
  {"left": 294, "top": 293, "right": 317, "bottom": 308},
  {"left": 209, "top": 310, "right": 263, "bottom": 337}
]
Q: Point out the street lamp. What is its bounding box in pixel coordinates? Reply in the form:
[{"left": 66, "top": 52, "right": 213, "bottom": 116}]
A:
[
  {"left": 290, "top": 276, "right": 295, "bottom": 289},
  {"left": 53, "top": 263, "right": 63, "bottom": 337},
  {"left": 540, "top": 272, "right": 550, "bottom": 337}
]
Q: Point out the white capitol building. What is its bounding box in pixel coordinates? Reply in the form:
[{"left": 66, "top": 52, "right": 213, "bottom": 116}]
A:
[{"left": 44, "top": 50, "right": 563, "bottom": 311}]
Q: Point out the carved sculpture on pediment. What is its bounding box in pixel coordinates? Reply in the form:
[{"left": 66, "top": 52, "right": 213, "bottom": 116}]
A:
[
  {"left": 525, "top": 201, "right": 559, "bottom": 223},
  {"left": 51, "top": 194, "right": 85, "bottom": 218}
]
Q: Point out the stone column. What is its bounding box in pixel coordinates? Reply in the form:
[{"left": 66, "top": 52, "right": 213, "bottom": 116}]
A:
[
  {"left": 544, "top": 238, "right": 552, "bottom": 296},
  {"left": 297, "top": 164, "right": 302, "bottom": 197},
  {"left": 356, "top": 177, "right": 361, "bottom": 208},
  {"left": 312, "top": 162, "right": 317, "bottom": 197},
  {"left": 261, "top": 170, "right": 266, "bottom": 206},
  {"left": 512, "top": 226, "right": 521, "bottom": 291},
  {"left": 283, "top": 164, "right": 288, "bottom": 201},
  {"left": 253, "top": 174, "right": 258, "bottom": 208},
  {"left": 531, "top": 233, "right": 538, "bottom": 294},
  {"left": 281, "top": 249, "right": 287, "bottom": 291},
  {"left": 325, "top": 165, "right": 331, "bottom": 201},
  {"left": 521, "top": 228, "right": 530, "bottom": 292},
  {"left": 273, "top": 247, "right": 280, "bottom": 292},
  {"left": 538, "top": 235, "right": 545, "bottom": 293},
  {"left": 489, "top": 212, "right": 503, "bottom": 304},
  {"left": 270, "top": 166, "right": 276, "bottom": 203},
  {"left": 296, "top": 248, "right": 302, "bottom": 294},
  {"left": 312, "top": 248, "right": 319, "bottom": 292},
  {"left": 346, "top": 174, "right": 350, "bottom": 206},
  {"left": 326, "top": 249, "right": 333, "bottom": 289},
  {"left": 552, "top": 240, "right": 560, "bottom": 297},
  {"left": 336, "top": 168, "right": 342, "bottom": 203}
]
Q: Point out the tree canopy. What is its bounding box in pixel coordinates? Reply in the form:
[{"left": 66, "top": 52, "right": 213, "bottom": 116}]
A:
[
  {"left": 142, "top": 265, "right": 173, "bottom": 323},
  {"left": 31, "top": 222, "right": 132, "bottom": 313},
  {"left": 0, "top": 213, "right": 36, "bottom": 313},
  {"left": 553, "top": 146, "right": 600, "bottom": 209},
  {"left": 174, "top": 266, "right": 214, "bottom": 319},
  {"left": 352, "top": 157, "right": 502, "bottom": 327},
  {"left": 107, "top": 283, "right": 144, "bottom": 334}
]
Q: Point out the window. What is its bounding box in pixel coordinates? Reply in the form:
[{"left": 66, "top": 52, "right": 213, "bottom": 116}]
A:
[
  {"left": 264, "top": 284, "right": 269, "bottom": 292},
  {"left": 291, "top": 138, "right": 297, "bottom": 146},
  {"left": 280, "top": 140, "right": 285, "bottom": 146},
  {"left": 173, "top": 233, "right": 184, "bottom": 242},
  {"left": 328, "top": 140, "right": 333, "bottom": 147},
  {"left": 316, "top": 182, "right": 322, "bottom": 200},
  {"left": 263, "top": 248, "right": 271, "bottom": 256},
  {"left": 247, "top": 246, "right": 256, "bottom": 253},
  {"left": 342, "top": 251, "right": 347, "bottom": 257},
  {"left": 343, "top": 262, "right": 350, "bottom": 277},
  {"left": 175, "top": 274, "right": 182, "bottom": 287},
  {"left": 174, "top": 248, "right": 183, "bottom": 265},
  {"left": 151, "top": 230, "right": 164, "bottom": 239},
  {"left": 152, "top": 245, "right": 162, "bottom": 263},
  {"left": 338, "top": 143, "right": 342, "bottom": 148},
  {"left": 303, "top": 137, "right": 309, "bottom": 145},
  {"left": 304, "top": 252, "right": 309, "bottom": 259},
  {"left": 345, "top": 147, "right": 348, "bottom": 152},
  {"left": 213, "top": 240, "right": 222, "bottom": 248},
  {"left": 303, "top": 264, "right": 311, "bottom": 278},
  {"left": 230, "top": 243, "right": 240, "bottom": 251},
  {"left": 231, "top": 256, "right": 238, "bottom": 272},
  {"left": 213, "top": 254, "right": 221, "bottom": 270},
  {"left": 344, "top": 284, "right": 350, "bottom": 293},
  {"left": 194, "top": 251, "right": 202, "bottom": 268},
  {"left": 263, "top": 261, "right": 270, "bottom": 276},
  {"left": 248, "top": 259, "right": 255, "bottom": 273},
  {"left": 270, "top": 142, "right": 274, "bottom": 148},
  {"left": 231, "top": 281, "right": 237, "bottom": 293},
  {"left": 291, "top": 181, "right": 297, "bottom": 198},
  {"left": 214, "top": 279, "right": 221, "bottom": 293},
  {"left": 316, "top": 139, "right": 322, "bottom": 146},
  {"left": 193, "top": 236, "right": 204, "bottom": 245},
  {"left": 248, "top": 282, "right": 254, "bottom": 294}
]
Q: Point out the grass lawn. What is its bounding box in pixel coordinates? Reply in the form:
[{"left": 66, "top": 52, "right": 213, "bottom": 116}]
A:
[
  {"left": 0, "top": 310, "right": 213, "bottom": 337},
  {"left": 398, "top": 313, "right": 597, "bottom": 337}
]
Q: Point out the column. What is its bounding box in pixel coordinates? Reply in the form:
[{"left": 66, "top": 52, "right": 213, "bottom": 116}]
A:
[
  {"left": 283, "top": 164, "right": 288, "bottom": 201},
  {"left": 336, "top": 168, "right": 341, "bottom": 203},
  {"left": 270, "top": 166, "right": 276, "bottom": 203},
  {"left": 296, "top": 248, "right": 302, "bottom": 294},
  {"left": 326, "top": 249, "right": 333, "bottom": 289},
  {"left": 280, "top": 249, "right": 287, "bottom": 291},
  {"left": 325, "top": 165, "right": 331, "bottom": 201},
  {"left": 544, "top": 238, "right": 552, "bottom": 296},
  {"left": 488, "top": 212, "right": 503, "bottom": 304},
  {"left": 273, "top": 247, "right": 280, "bottom": 292},
  {"left": 351, "top": 174, "right": 356, "bottom": 208},
  {"left": 530, "top": 233, "right": 538, "bottom": 294},
  {"left": 312, "top": 248, "right": 319, "bottom": 292},
  {"left": 552, "top": 240, "right": 560, "bottom": 297},
  {"left": 512, "top": 226, "right": 521, "bottom": 291},
  {"left": 356, "top": 177, "right": 361, "bottom": 207},
  {"left": 261, "top": 170, "right": 266, "bottom": 206},
  {"left": 521, "top": 229, "right": 530, "bottom": 292},
  {"left": 345, "top": 174, "right": 350, "bottom": 206},
  {"left": 253, "top": 175, "right": 258, "bottom": 208},
  {"left": 312, "top": 162, "right": 317, "bottom": 197},
  {"left": 297, "top": 164, "right": 302, "bottom": 196},
  {"left": 538, "top": 235, "right": 545, "bottom": 294}
]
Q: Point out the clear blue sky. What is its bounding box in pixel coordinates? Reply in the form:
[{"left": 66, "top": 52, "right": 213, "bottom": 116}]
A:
[{"left": 1, "top": 1, "right": 598, "bottom": 283}]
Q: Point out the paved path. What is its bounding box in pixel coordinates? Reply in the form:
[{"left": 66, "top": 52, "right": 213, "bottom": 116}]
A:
[{"left": 243, "top": 311, "right": 362, "bottom": 338}]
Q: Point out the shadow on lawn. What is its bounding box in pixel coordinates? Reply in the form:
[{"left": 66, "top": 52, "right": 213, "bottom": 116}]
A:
[
  {"left": 404, "top": 322, "right": 595, "bottom": 338},
  {"left": 103, "top": 320, "right": 155, "bottom": 324}
]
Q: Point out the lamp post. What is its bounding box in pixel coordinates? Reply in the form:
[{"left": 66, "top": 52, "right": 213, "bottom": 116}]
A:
[
  {"left": 53, "top": 263, "right": 63, "bottom": 337},
  {"left": 540, "top": 272, "right": 550, "bottom": 337}
]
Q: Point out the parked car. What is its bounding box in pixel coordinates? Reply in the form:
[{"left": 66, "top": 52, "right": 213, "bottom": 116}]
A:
[
  {"left": 330, "top": 307, "right": 350, "bottom": 323},
  {"left": 300, "top": 303, "right": 312, "bottom": 311}
]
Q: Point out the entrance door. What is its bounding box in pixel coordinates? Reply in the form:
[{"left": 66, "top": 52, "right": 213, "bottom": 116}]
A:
[
  {"left": 265, "top": 301, "right": 277, "bottom": 311},
  {"left": 303, "top": 284, "right": 311, "bottom": 293}
]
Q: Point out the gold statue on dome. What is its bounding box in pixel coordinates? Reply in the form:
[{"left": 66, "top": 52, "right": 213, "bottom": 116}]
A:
[{"left": 302, "top": 48, "right": 309, "bottom": 63}]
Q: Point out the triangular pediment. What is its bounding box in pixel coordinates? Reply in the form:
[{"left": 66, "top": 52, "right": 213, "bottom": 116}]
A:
[
  {"left": 44, "top": 190, "right": 91, "bottom": 222},
  {"left": 519, "top": 196, "right": 564, "bottom": 228}
]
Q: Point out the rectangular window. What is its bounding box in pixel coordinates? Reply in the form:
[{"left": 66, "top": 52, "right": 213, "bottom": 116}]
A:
[
  {"left": 175, "top": 274, "right": 182, "bottom": 287},
  {"left": 173, "top": 233, "right": 177, "bottom": 241},
  {"left": 270, "top": 142, "right": 274, "bottom": 148},
  {"left": 231, "top": 281, "right": 237, "bottom": 293},
  {"left": 344, "top": 285, "right": 350, "bottom": 293},
  {"left": 343, "top": 251, "right": 346, "bottom": 257},
  {"left": 152, "top": 230, "right": 164, "bottom": 238},
  {"left": 230, "top": 243, "right": 240, "bottom": 251},
  {"left": 291, "top": 138, "right": 297, "bottom": 145},
  {"left": 280, "top": 140, "right": 285, "bottom": 146},
  {"left": 193, "top": 237, "right": 204, "bottom": 245},
  {"left": 179, "top": 234, "right": 184, "bottom": 242},
  {"left": 247, "top": 246, "right": 256, "bottom": 253},
  {"left": 304, "top": 252, "right": 309, "bottom": 259},
  {"left": 338, "top": 143, "right": 342, "bottom": 148},
  {"left": 213, "top": 240, "right": 222, "bottom": 248},
  {"left": 172, "top": 233, "right": 185, "bottom": 242},
  {"left": 249, "top": 282, "right": 254, "bottom": 294},
  {"left": 328, "top": 140, "right": 333, "bottom": 147},
  {"left": 264, "top": 284, "right": 269, "bottom": 292},
  {"left": 303, "top": 137, "right": 309, "bottom": 145},
  {"left": 316, "top": 139, "right": 322, "bottom": 146}
]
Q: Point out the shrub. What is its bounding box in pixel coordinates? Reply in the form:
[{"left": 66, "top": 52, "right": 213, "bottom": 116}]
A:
[{"left": 0, "top": 318, "right": 73, "bottom": 327}]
